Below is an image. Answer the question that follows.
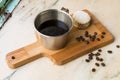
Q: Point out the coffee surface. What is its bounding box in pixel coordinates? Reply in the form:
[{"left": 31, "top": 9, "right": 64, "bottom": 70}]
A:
[{"left": 38, "top": 20, "right": 69, "bottom": 36}]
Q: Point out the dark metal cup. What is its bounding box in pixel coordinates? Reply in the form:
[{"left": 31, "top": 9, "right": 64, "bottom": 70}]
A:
[{"left": 34, "top": 9, "right": 73, "bottom": 50}]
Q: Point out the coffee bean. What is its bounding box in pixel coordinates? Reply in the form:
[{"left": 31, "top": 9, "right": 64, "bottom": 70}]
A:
[
  {"left": 116, "top": 45, "right": 120, "bottom": 48},
  {"left": 89, "top": 53, "right": 94, "bottom": 56},
  {"left": 95, "top": 63, "right": 100, "bottom": 67},
  {"left": 66, "top": 9, "right": 69, "bottom": 13},
  {"left": 93, "top": 35, "right": 96, "bottom": 39},
  {"left": 61, "top": 7, "right": 65, "bottom": 10},
  {"left": 96, "top": 57, "right": 100, "bottom": 61},
  {"left": 96, "top": 38, "right": 101, "bottom": 41},
  {"left": 76, "top": 36, "right": 86, "bottom": 42},
  {"left": 90, "top": 37, "right": 95, "bottom": 42},
  {"left": 85, "top": 31, "right": 89, "bottom": 37},
  {"left": 107, "top": 50, "right": 113, "bottom": 54},
  {"left": 99, "top": 58, "right": 104, "bottom": 62},
  {"left": 80, "top": 36, "right": 83, "bottom": 39},
  {"left": 89, "top": 35, "right": 92, "bottom": 39},
  {"left": 82, "top": 37, "right": 85, "bottom": 41},
  {"left": 85, "top": 31, "right": 89, "bottom": 34},
  {"left": 85, "top": 59, "right": 90, "bottom": 62},
  {"left": 79, "top": 36, "right": 84, "bottom": 41},
  {"left": 85, "top": 40, "right": 89, "bottom": 44},
  {"left": 94, "top": 32, "right": 97, "bottom": 35},
  {"left": 102, "top": 32, "right": 106, "bottom": 35},
  {"left": 101, "top": 35, "right": 104, "bottom": 39},
  {"left": 92, "top": 68, "right": 96, "bottom": 72},
  {"left": 89, "top": 56, "right": 93, "bottom": 60},
  {"left": 76, "top": 36, "right": 84, "bottom": 42},
  {"left": 11, "top": 56, "right": 15, "bottom": 59},
  {"left": 98, "top": 49, "right": 102, "bottom": 52},
  {"left": 95, "top": 52, "right": 101, "bottom": 56},
  {"left": 101, "top": 63, "right": 106, "bottom": 67},
  {"left": 61, "top": 7, "right": 69, "bottom": 13}
]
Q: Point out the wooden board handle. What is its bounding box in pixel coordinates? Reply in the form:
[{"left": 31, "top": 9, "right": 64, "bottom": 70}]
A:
[{"left": 6, "top": 41, "right": 43, "bottom": 68}]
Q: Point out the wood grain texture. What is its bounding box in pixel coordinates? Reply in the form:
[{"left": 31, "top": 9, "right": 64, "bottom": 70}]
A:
[{"left": 6, "top": 10, "right": 114, "bottom": 69}]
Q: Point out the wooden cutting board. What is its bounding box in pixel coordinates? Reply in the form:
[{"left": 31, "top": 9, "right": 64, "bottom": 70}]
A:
[{"left": 6, "top": 10, "right": 114, "bottom": 69}]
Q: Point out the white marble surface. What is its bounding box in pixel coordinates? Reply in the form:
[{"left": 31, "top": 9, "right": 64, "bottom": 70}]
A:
[{"left": 0, "top": 0, "right": 120, "bottom": 80}]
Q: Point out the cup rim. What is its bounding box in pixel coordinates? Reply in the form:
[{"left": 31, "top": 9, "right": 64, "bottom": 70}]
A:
[{"left": 34, "top": 9, "right": 73, "bottom": 38}]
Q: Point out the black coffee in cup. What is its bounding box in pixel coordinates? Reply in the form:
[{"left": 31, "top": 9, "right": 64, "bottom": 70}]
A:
[
  {"left": 38, "top": 20, "right": 69, "bottom": 36},
  {"left": 34, "top": 9, "right": 73, "bottom": 50}
]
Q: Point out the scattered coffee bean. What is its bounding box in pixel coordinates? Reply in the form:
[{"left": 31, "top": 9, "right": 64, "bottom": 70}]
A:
[
  {"left": 95, "top": 63, "right": 100, "bottom": 67},
  {"left": 85, "top": 31, "right": 89, "bottom": 37},
  {"left": 89, "top": 56, "right": 93, "bottom": 60},
  {"left": 93, "top": 35, "right": 96, "bottom": 39},
  {"left": 116, "top": 45, "right": 120, "bottom": 48},
  {"left": 66, "top": 9, "right": 69, "bottom": 13},
  {"left": 89, "top": 53, "right": 94, "bottom": 56},
  {"left": 94, "top": 32, "right": 98, "bottom": 35},
  {"left": 76, "top": 36, "right": 84, "bottom": 42},
  {"left": 89, "top": 35, "right": 92, "bottom": 39},
  {"left": 92, "top": 68, "right": 96, "bottom": 72},
  {"left": 96, "top": 57, "right": 100, "bottom": 61},
  {"left": 101, "top": 63, "right": 106, "bottom": 67},
  {"left": 85, "top": 59, "right": 90, "bottom": 62},
  {"left": 96, "top": 38, "right": 101, "bottom": 41},
  {"left": 96, "top": 57, "right": 103, "bottom": 62},
  {"left": 90, "top": 37, "right": 95, "bottom": 42},
  {"left": 102, "top": 32, "right": 106, "bottom": 35},
  {"left": 84, "top": 48, "right": 110, "bottom": 71},
  {"left": 98, "top": 49, "right": 102, "bottom": 52},
  {"left": 79, "top": 36, "right": 83, "bottom": 39},
  {"left": 61, "top": 7, "right": 69, "bottom": 13},
  {"left": 101, "top": 35, "right": 104, "bottom": 39},
  {"left": 107, "top": 50, "right": 113, "bottom": 54},
  {"left": 11, "top": 56, "right": 15, "bottom": 59},
  {"left": 95, "top": 52, "right": 101, "bottom": 56},
  {"left": 85, "top": 40, "right": 89, "bottom": 44},
  {"left": 82, "top": 37, "right": 85, "bottom": 41},
  {"left": 99, "top": 58, "right": 104, "bottom": 62}
]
